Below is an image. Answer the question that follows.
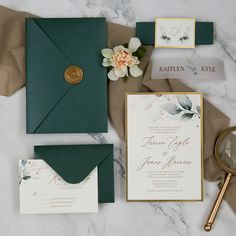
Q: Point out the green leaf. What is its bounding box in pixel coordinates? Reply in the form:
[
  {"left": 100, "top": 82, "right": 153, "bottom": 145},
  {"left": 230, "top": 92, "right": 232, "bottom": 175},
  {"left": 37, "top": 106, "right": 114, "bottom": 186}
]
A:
[
  {"left": 21, "top": 160, "right": 27, "bottom": 166},
  {"left": 122, "top": 43, "right": 128, "bottom": 48},
  {"left": 123, "top": 76, "right": 128, "bottom": 83},
  {"left": 178, "top": 95, "right": 192, "bottom": 110},
  {"left": 23, "top": 176, "right": 31, "bottom": 180},
  {"left": 133, "top": 47, "right": 147, "bottom": 60},
  {"left": 196, "top": 105, "right": 201, "bottom": 114},
  {"left": 180, "top": 113, "right": 194, "bottom": 121},
  {"left": 122, "top": 42, "right": 146, "bottom": 60},
  {"left": 164, "top": 103, "right": 182, "bottom": 115}
]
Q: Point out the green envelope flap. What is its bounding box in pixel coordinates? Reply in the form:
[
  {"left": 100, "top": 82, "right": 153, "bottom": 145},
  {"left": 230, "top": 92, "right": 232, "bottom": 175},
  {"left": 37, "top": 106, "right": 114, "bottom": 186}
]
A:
[
  {"left": 34, "top": 144, "right": 114, "bottom": 203},
  {"left": 26, "top": 19, "right": 71, "bottom": 133},
  {"left": 26, "top": 18, "right": 108, "bottom": 133},
  {"left": 32, "top": 18, "right": 103, "bottom": 64}
]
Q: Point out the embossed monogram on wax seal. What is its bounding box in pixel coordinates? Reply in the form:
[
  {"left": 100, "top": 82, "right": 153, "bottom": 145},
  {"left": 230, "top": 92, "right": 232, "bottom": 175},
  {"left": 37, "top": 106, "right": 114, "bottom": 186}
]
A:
[{"left": 64, "top": 65, "right": 83, "bottom": 85}]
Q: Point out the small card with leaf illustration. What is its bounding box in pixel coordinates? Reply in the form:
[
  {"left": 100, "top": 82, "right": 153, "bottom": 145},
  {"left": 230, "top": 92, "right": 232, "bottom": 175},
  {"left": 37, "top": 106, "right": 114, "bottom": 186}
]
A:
[
  {"left": 19, "top": 159, "right": 98, "bottom": 214},
  {"left": 155, "top": 18, "right": 196, "bottom": 48},
  {"left": 125, "top": 92, "right": 203, "bottom": 201}
]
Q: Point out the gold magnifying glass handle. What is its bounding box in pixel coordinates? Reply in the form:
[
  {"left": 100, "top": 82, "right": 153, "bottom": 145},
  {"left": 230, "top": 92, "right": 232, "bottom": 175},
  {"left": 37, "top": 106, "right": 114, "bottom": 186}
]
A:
[{"left": 204, "top": 172, "right": 232, "bottom": 232}]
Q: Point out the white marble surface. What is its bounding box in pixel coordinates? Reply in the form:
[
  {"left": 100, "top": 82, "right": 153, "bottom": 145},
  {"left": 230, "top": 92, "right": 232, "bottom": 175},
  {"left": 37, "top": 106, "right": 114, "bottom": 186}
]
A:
[{"left": 0, "top": 0, "right": 236, "bottom": 235}]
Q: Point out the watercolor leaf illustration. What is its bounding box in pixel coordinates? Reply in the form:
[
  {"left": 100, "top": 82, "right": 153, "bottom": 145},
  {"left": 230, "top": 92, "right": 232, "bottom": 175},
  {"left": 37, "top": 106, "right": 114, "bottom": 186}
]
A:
[
  {"left": 196, "top": 105, "right": 201, "bottom": 114},
  {"left": 163, "top": 95, "right": 200, "bottom": 122},
  {"left": 22, "top": 176, "right": 31, "bottom": 180},
  {"left": 19, "top": 160, "right": 31, "bottom": 184},
  {"left": 163, "top": 103, "right": 182, "bottom": 115},
  {"left": 177, "top": 95, "right": 192, "bottom": 110},
  {"left": 180, "top": 113, "right": 194, "bottom": 120},
  {"left": 21, "top": 160, "right": 27, "bottom": 166}
]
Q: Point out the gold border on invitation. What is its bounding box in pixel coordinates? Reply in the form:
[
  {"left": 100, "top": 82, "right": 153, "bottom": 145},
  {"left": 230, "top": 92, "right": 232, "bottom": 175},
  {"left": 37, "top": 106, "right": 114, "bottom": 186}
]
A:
[
  {"left": 125, "top": 92, "right": 204, "bottom": 202},
  {"left": 155, "top": 18, "right": 196, "bottom": 49}
]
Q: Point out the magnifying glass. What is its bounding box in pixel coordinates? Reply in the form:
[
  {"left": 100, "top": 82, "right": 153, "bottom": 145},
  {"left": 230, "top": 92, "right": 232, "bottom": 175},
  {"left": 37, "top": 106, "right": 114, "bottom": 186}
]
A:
[{"left": 204, "top": 126, "right": 236, "bottom": 232}]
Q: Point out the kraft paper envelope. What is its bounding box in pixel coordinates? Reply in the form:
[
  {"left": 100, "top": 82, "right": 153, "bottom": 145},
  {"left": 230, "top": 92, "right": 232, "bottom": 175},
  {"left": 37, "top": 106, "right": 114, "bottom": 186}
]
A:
[{"left": 34, "top": 144, "right": 114, "bottom": 203}]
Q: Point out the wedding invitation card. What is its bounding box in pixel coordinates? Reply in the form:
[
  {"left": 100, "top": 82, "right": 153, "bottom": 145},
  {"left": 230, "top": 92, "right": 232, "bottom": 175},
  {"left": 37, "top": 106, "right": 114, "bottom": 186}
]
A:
[
  {"left": 126, "top": 93, "right": 203, "bottom": 201},
  {"left": 155, "top": 18, "right": 196, "bottom": 48},
  {"left": 19, "top": 160, "right": 98, "bottom": 214}
]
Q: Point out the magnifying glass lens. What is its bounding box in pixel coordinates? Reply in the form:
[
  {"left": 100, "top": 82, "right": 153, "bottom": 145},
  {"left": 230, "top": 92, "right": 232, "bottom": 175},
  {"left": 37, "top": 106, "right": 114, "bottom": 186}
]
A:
[
  {"left": 205, "top": 127, "right": 236, "bottom": 232},
  {"left": 219, "top": 132, "right": 236, "bottom": 171}
]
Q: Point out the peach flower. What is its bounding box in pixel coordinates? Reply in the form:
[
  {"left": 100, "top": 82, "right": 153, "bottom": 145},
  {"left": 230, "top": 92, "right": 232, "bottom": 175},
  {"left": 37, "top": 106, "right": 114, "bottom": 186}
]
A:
[{"left": 102, "top": 37, "right": 143, "bottom": 81}]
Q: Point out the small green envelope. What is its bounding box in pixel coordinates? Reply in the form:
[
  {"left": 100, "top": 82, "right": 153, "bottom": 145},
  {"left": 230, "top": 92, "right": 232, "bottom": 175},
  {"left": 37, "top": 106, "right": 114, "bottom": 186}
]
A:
[{"left": 34, "top": 144, "right": 114, "bottom": 203}]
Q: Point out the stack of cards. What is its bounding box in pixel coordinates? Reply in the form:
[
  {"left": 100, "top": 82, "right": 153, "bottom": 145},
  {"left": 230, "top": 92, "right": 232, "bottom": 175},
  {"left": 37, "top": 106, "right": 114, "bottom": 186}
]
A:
[
  {"left": 19, "top": 144, "right": 114, "bottom": 214},
  {"left": 19, "top": 160, "right": 98, "bottom": 214}
]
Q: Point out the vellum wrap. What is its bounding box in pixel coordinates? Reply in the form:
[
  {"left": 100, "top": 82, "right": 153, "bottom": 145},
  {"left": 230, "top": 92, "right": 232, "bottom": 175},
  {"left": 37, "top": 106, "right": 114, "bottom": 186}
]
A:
[{"left": 0, "top": 5, "right": 235, "bottom": 212}]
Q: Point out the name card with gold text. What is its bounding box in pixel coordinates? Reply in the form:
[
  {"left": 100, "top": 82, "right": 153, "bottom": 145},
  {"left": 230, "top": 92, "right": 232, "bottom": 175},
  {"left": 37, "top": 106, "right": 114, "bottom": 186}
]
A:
[{"left": 126, "top": 93, "right": 203, "bottom": 201}]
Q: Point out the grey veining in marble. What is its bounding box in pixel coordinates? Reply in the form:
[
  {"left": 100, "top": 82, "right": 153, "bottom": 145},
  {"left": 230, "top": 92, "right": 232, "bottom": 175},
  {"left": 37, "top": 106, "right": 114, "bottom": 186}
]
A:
[
  {"left": 69, "top": 0, "right": 136, "bottom": 26},
  {"left": 0, "top": 0, "right": 236, "bottom": 235}
]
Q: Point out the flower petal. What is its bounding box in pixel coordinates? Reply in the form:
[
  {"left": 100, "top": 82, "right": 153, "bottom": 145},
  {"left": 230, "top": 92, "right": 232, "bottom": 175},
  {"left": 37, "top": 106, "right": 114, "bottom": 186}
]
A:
[
  {"left": 129, "top": 65, "right": 143, "bottom": 77},
  {"left": 113, "top": 45, "right": 125, "bottom": 52},
  {"left": 132, "top": 56, "right": 140, "bottom": 65},
  {"left": 102, "top": 58, "right": 113, "bottom": 67},
  {"left": 101, "top": 48, "right": 114, "bottom": 58},
  {"left": 114, "top": 67, "right": 127, "bottom": 77},
  {"left": 108, "top": 69, "right": 119, "bottom": 81},
  {"left": 122, "top": 66, "right": 128, "bottom": 76},
  {"left": 128, "top": 37, "right": 141, "bottom": 53}
]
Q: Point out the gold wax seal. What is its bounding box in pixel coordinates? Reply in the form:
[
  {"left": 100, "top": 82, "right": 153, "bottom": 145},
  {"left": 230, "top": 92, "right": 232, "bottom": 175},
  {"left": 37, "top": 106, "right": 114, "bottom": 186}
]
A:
[{"left": 64, "top": 65, "right": 83, "bottom": 85}]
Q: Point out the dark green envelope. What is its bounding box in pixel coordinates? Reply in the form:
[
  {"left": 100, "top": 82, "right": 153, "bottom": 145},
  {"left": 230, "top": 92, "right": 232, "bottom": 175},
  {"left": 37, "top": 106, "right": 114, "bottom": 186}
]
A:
[
  {"left": 34, "top": 144, "right": 114, "bottom": 203},
  {"left": 26, "top": 18, "right": 108, "bottom": 133}
]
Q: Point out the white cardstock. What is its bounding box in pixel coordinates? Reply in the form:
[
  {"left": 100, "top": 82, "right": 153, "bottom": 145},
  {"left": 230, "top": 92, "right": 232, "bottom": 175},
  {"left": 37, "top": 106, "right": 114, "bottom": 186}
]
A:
[
  {"left": 155, "top": 18, "right": 195, "bottom": 48},
  {"left": 126, "top": 93, "right": 203, "bottom": 201},
  {"left": 19, "top": 160, "right": 98, "bottom": 214},
  {"left": 151, "top": 57, "right": 225, "bottom": 81}
]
